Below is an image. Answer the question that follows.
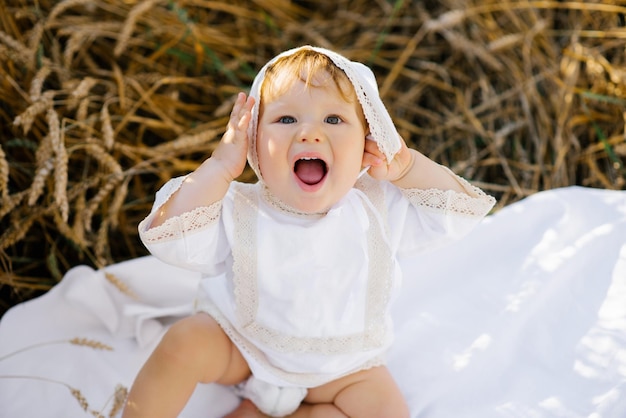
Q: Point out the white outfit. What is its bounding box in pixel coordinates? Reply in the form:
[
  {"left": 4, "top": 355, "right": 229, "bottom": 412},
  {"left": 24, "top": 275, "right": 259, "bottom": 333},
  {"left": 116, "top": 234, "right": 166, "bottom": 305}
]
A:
[
  {"left": 139, "top": 45, "right": 496, "bottom": 416},
  {"left": 138, "top": 172, "right": 495, "bottom": 390}
]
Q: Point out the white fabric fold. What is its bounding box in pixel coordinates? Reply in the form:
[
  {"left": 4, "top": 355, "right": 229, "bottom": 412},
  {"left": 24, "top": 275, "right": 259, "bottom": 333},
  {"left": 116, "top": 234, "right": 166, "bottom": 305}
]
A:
[{"left": 63, "top": 257, "right": 200, "bottom": 348}]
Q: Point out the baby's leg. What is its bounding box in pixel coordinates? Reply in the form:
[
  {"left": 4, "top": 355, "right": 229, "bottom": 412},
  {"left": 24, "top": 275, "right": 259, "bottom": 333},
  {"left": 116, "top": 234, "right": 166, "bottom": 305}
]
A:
[
  {"left": 298, "top": 366, "right": 409, "bottom": 417},
  {"left": 314, "top": 366, "right": 410, "bottom": 418},
  {"left": 123, "top": 313, "right": 250, "bottom": 418},
  {"left": 228, "top": 366, "right": 409, "bottom": 418}
]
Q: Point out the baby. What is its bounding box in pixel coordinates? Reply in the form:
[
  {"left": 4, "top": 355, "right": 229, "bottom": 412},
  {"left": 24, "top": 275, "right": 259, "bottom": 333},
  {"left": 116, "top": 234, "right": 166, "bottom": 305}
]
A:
[{"left": 123, "top": 46, "right": 496, "bottom": 417}]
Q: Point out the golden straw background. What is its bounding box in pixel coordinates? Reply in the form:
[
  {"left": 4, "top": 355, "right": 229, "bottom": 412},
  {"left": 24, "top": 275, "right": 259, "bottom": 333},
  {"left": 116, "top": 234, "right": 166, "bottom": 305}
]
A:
[{"left": 1, "top": 0, "right": 625, "bottom": 315}]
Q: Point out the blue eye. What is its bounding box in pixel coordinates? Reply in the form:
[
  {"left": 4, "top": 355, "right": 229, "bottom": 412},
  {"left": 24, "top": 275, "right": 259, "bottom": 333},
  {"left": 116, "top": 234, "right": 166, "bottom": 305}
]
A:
[
  {"left": 325, "top": 115, "right": 341, "bottom": 124},
  {"left": 278, "top": 116, "right": 296, "bottom": 124}
]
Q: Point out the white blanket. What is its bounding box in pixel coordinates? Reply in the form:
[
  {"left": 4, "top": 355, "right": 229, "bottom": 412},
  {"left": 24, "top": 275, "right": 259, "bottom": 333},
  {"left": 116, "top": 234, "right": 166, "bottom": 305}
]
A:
[{"left": 1, "top": 186, "right": 625, "bottom": 417}]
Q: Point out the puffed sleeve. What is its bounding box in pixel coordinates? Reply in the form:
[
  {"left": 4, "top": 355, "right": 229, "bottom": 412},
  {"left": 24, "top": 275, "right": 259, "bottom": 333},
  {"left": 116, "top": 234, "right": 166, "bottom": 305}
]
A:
[
  {"left": 138, "top": 176, "right": 229, "bottom": 275},
  {"left": 384, "top": 167, "right": 496, "bottom": 257}
]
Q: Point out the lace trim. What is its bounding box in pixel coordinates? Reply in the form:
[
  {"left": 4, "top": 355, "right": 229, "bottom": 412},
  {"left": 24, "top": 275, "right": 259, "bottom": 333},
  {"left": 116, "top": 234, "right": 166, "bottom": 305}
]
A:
[
  {"left": 230, "top": 183, "right": 393, "bottom": 355},
  {"left": 259, "top": 183, "right": 327, "bottom": 219},
  {"left": 355, "top": 174, "right": 388, "bottom": 234},
  {"left": 401, "top": 173, "right": 496, "bottom": 218},
  {"left": 195, "top": 296, "right": 386, "bottom": 387},
  {"left": 140, "top": 201, "right": 222, "bottom": 243}
]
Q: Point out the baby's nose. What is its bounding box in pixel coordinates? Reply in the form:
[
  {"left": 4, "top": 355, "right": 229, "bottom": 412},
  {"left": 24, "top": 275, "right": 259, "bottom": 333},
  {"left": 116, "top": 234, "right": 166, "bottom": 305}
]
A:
[
  {"left": 299, "top": 123, "right": 324, "bottom": 143},
  {"left": 300, "top": 136, "right": 321, "bottom": 143}
]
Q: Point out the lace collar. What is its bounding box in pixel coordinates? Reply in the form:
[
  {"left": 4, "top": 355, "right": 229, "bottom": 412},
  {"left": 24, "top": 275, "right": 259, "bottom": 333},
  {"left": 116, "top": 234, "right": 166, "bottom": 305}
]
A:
[{"left": 260, "top": 183, "right": 328, "bottom": 219}]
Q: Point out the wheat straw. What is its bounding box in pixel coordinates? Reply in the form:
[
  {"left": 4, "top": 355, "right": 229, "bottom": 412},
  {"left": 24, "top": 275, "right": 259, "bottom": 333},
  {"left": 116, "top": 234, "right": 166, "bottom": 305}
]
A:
[
  {"left": 104, "top": 271, "right": 138, "bottom": 299},
  {"left": 29, "top": 65, "right": 52, "bottom": 101},
  {"left": 101, "top": 103, "right": 115, "bottom": 149},
  {"left": 0, "top": 145, "right": 8, "bottom": 199},
  {"left": 70, "top": 387, "right": 90, "bottom": 411},
  {"left": 53, "top": 210, "right": 89, "bottom": 248},
  {"left": 0, "top": 28, "right": 25, "bottom": 51},
  {"left": 94, "top": 218, "right": 110, "bottom": 268},
  {"left": 83, "top": 175, "right": 121, "bottom": 232},
  {"left": 0, "top": 214, "right": 36, "bottom": 251},
  {"left": 69, "top": 338, "right": 113, "bottom": 351},
  {"left": 108, "top": 384, "right": 128, "bottom": 418},
  {"left": 13, "top": 90, "right": 55, "bottom": 134},
  {"left": 46, "top": 108, "right": 70, "bottom": 221},
  {"left": 48, "top": 0, "right": 95, "bottom": 23},
  {"left": 28, "top": 157, "right": 53, "bottom": 206},
  {"left": 25, "top": 21, "right": 44, "bottom": 68},
  {"left": 108, "top": 176, "right": 128, "bottom": 229},
  {"left": 76, "top": 97, "right": 91, "bottom": 123},
  {"left": 63, "top": 31, "right": 85, "bottom": 70},
  {"left": 0, "top": 192, "right": 26, "bottom": 219},
  {"left": 68, "top": 77, "right": 98, "bottom": 109},
  {"left": 114, "top": 0, "right": 159, "bottom": 57},
  {"left": 71, "top": 190, "right": 87, "bottom": 245}
]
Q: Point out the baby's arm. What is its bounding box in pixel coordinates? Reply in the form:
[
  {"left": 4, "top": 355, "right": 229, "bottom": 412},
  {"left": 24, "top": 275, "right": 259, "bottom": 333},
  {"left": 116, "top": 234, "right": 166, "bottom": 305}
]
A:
[
  {"left": 363, "top": 136, "right": 470, "bottom": 194},
  {"left": 150, "top": 93, "right": 255, "bottom": 228}
]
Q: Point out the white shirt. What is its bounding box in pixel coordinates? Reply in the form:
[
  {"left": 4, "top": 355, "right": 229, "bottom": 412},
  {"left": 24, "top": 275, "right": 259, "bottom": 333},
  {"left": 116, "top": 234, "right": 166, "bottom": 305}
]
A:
[{"left": 139, "top": 172, "right": 495, "bottom": 387}]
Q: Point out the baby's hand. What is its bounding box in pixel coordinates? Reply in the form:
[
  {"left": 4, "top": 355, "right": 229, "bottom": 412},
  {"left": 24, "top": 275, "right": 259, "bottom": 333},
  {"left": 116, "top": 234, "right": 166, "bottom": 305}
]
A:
[
  {"left": 363, "top": 135, "right": 414, "bottom": 182},
  {"left": 210, "top": 92, "right": 255, "bottom": 182}
]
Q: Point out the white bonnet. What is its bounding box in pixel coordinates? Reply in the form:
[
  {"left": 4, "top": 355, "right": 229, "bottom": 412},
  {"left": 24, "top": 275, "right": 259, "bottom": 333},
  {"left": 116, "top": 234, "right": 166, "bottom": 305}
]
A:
[{"left": 247, "top": 45, "right": 402, "bottom": 180}]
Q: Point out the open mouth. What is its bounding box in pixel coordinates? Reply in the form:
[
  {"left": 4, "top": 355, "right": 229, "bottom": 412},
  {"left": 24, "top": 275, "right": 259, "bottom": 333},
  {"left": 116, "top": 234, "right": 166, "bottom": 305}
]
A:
[{"left": 294, "top": 157, "right": 327, "bottom": 185}]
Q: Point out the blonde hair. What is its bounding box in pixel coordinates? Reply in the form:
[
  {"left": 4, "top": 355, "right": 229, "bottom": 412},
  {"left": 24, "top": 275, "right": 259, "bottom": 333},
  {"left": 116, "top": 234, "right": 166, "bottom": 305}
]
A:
[{"left": 259, "top": 48, "right": 366, "bottom": 126}]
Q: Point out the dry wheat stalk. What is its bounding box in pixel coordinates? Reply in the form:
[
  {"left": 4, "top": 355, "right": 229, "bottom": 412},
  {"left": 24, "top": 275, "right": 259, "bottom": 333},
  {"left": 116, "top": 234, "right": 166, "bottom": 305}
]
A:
[
  {"left": 108, "top": 384, "right": 128, "bottom": 418},
  {"left": 28, "top": 130, "right": 54, "bottom": 205},
  {"left": 76, "top": 97, "right": 92, "bottom": 124},
  {"left": 104, "top": 271, "right": 138, "bottom": 299},
  {"left": 0, "top": 144, "right": 8, "bottom": 199},
  {"left": 0, "top": 337, "right": 113, "bottom": 363},
  {"left": 0, "top": 41, "right": 33, "bottom": 70},
  {"left": 0, "top": 374, "right": 104, "bottom": 416},
  {"left": 0, "top": 28, "right": 25, "bottom": 52},
  {"left": 27, "top": 157, "right": 53, "bottom": 206},
  {"left": 70, "top": 387, "right": 90, "bottom": 411},
  {"left": 47, "top": 0, "right": 95, "bottom": 24},
  {"left": 53, "top": 210, "right": 89, "bottom": 248},
  {"left": 69, "top": 338, "right": 113, "bottom": 351},
  {"left": 63, "top": 31, "right": 85, "bottom": 70},
  {"left": 82, "top": 176, "right": 121, "bottom": 233},
  {"left": 114, "top": 0, "right": 160, "bottom": 57},
  {"left": 94, "top": 217, "right": 110, "bottom": 268},
  {"left": 153, "top": 129, "right": 221, "bottom": 153},
  {"left": 0, "top": 214, "right": 36, "bottom": 251},
  {"left": 13, "top": 90, "right": 55, "bottom": 134},
  {"left": 83, "top": 141, "right": 124, "bottom": 175},
  {"left": 74, "top": 141, "right": 124, "bottom": 230},
  {"left": 101, "top": 102, "right": 115, "bottom": 150},
  {"left": 0, "top": 191, "right": 26, "bottom": 219},
  {"left": 25, "top": 21, "right": 44, "bottom": 69},
  {"left": 29, "top": 65, "right": 52, "bottom": 101},
  {"left": 72, "top": 190, "right": 87, "bottom": 245},
  {"left": 68, "top": 77, "right": 98, "bottom": 109},
  {"left": 111, "top": 63, "right": 127, "bottom": 111},
  {"left": 47, "top": 108, "right": 70, "bottom": 221},
  {"left": 108, "top": 176, "right": 129, "bottom": 229}
]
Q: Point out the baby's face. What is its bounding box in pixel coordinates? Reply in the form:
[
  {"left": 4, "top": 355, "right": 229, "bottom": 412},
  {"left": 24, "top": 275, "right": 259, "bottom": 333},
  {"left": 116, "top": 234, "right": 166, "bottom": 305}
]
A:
[{"left": 256, "top": 74, "right": 367, "bottom": 214}]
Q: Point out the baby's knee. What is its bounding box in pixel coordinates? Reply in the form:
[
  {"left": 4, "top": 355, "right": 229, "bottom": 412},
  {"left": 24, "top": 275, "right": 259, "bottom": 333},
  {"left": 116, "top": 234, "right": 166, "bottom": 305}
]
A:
[{"left": 157, "top": 314, "right": 220, "bottom": 362}]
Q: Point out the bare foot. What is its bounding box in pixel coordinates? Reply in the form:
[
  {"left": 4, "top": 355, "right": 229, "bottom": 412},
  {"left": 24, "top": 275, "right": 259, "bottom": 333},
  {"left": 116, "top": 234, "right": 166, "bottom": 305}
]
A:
[{"left": 224, "top": 399, "right": 266, "bottom": 418}]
